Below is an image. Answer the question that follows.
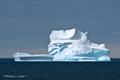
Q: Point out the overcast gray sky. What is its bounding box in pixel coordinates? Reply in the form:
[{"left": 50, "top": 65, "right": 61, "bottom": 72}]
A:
[{"left": 0, "top": 0, "right": 120, "bottom": 58}]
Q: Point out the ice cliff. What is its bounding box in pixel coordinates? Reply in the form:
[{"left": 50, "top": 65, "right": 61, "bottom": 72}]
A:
[{"left": 48, "top": 28, "right": 111, "bottom": 61}]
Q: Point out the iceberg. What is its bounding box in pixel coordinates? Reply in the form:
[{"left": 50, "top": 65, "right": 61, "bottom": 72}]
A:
[
  {"left": 48, "top": 28, "right": 110, "bottom": 61},
  {"left": 13, "top": 28, "right": 111, "bottom": 61},
  {"left": 13, "top": 52, "right": 53, "bottom": 61}
]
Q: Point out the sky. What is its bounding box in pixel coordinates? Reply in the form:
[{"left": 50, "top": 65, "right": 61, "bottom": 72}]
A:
[{"left": 0, "top": 0, "right": 120, "bottom": 58}]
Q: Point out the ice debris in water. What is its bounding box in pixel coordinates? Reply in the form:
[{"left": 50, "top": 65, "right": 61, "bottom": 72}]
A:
[{"left": 48, "top": 28, "right": 110, "bottom": 61}]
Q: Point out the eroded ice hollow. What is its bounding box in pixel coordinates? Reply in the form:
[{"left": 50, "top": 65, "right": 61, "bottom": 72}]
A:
[
  {"left": 48, "top": 28, "right": 111, "bottom": 61},
  {"left": 14, "top": 28, "right": 110, "bottom": 61}
]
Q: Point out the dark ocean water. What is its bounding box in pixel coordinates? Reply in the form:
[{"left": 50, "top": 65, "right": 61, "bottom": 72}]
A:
[{"left": 0, "top": 58, "right": 120, "bottom": 80}]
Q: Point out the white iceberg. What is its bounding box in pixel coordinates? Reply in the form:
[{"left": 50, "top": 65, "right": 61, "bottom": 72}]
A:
[
  {"left": 13, "top": 28, "right": 110, "bottom": 61},
  {"left": 13, "top": 52, "right": 53, "bottom": 61},
  {"left": 48, "top": 28, "right": 110, "bottom": 61}
]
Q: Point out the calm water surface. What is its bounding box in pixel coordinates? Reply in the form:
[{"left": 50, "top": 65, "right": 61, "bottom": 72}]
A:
[{"left": 0, "top": 58, "right": 120, "bottom": 80}]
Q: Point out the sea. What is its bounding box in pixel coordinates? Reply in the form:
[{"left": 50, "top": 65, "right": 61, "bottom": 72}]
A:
[{"left": 0, "top": 58, "right": 120, "bottom": 80}]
